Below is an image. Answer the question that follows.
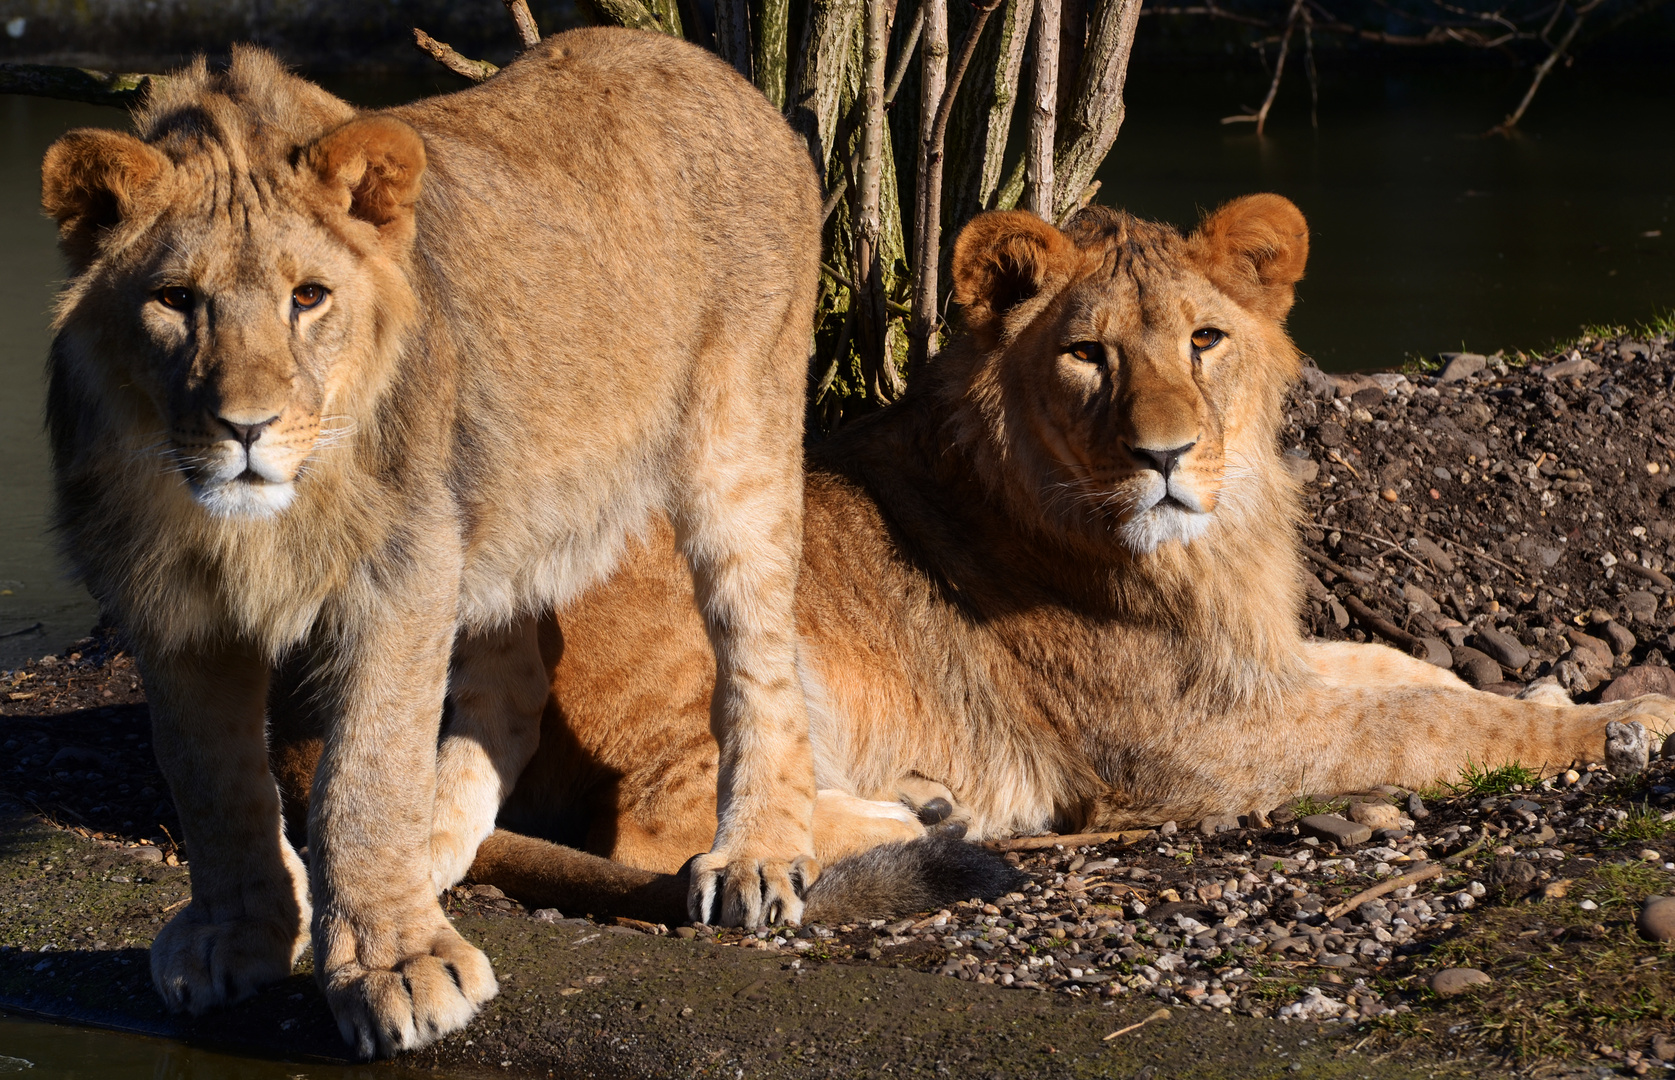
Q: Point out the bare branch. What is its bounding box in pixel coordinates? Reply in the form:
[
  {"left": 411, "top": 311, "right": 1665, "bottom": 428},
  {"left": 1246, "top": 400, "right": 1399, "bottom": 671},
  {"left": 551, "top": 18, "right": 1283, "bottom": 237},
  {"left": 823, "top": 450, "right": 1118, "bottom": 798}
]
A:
[
  {"left": 580, "top": 0, "right": 665, "bottom": 34},
  {"left": 502, "top": 0, "right": 541, "bottom": 48},
  {"left": 1489, "top": 0, "right": 1603, "bottom": 134},
  {"left": 413, "top": 28, "right": 500, "bottom": 82},
  {"left": 1220, "top": 0, "right": 1302, "bottom": 136},
  {"left": 0, "top": 62, "right": 161, "bottom": 108},
  {"left": 1025, "top": 0, "right": 1062, "bottom": 220}
]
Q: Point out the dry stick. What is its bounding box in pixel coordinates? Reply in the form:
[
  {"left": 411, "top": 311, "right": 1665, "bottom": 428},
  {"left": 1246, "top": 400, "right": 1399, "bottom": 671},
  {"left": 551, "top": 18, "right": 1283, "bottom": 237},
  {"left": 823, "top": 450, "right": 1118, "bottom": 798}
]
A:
[
  {"left": 413, "top": 28, "right": 500, "bottom": 81},
  {"left": 906, "top": 0, "right": 1003, "bottom": 377},
  {"left": 983, "top": 828, "right": 1148, "bottom": 851},
  {"left": 1317, "top": 524, "right": 1428, "bottom": 570},
  {"left": 1220, "top": 0, "right": 1303, "bottom": 136},
  {"left": 1024, "top": 0, "right": 1062, "bottom": 219},
  {"left": 821, "top": 262, "right": 914, "bottom": 315},
  {"left": 502, "top": 0, "right": 541, "bottom": 47},
  {"left": 1342, "top": 594, "right": 1429, "bottom": 658},
  {"left": 1323, "top": 861, "right": 1445, "bottom": 920},
  {"left": 1410, "top": 524, "right": 1526, "bottom": 581},
  {"left": 1103, "top": 1007, "right": 1171, "bottom": 1040}
]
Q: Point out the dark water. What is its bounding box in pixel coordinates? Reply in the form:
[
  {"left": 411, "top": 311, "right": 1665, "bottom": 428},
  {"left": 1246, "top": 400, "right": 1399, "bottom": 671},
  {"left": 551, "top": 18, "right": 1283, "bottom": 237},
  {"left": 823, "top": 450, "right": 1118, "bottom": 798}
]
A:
[
  {"left": 2, "top": 64, "right": 1671, "bottom": 666},
  {"left": 0, "top": 1012, "right": 433, "bottom": 1079}
]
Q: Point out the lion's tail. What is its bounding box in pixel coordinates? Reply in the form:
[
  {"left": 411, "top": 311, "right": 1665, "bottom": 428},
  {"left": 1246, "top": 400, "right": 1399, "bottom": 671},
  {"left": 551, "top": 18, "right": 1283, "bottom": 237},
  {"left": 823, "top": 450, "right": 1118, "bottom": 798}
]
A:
[{"left": 467, "top": 829, "right": 1023, "bottom": 927}]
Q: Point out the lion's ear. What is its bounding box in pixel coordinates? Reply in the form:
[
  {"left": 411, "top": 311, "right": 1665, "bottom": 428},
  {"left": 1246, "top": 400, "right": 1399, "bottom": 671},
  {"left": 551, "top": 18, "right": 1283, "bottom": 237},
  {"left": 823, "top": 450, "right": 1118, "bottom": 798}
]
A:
[
  {"left": 1187, "top": 194, "right": 1308, "bottom": 320},
  {"left": 950, "top": 211, "right": 1077, "bottom": 328},
  {"left": 41, "top": 129, "right": 170, "bottom": 272},
  {"left": 304, "top": 116, "right": 426, "bottom": 239}
]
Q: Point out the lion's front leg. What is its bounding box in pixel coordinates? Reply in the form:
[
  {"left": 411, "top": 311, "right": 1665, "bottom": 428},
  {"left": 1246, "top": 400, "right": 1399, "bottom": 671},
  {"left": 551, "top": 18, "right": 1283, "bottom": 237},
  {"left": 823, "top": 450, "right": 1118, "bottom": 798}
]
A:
[
  {"left": 145, "top": 644, "right": 311, "bottom": 1015},
  {"left": 309, "top": 580, "right": 496, "bottom": 1059},
  {"left": 430, "top": 615, "right": 549, "bottom": 893}
]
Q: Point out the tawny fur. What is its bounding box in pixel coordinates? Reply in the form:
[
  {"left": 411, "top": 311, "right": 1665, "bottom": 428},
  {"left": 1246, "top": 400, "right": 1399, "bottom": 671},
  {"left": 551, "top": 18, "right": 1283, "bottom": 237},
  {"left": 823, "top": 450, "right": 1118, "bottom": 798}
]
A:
[
  {"left": 41, "top": 33, "right": 823, "bottom": 1057},
  {"left": 292, "top": 196, "right": 1675, "bottom": 900}
]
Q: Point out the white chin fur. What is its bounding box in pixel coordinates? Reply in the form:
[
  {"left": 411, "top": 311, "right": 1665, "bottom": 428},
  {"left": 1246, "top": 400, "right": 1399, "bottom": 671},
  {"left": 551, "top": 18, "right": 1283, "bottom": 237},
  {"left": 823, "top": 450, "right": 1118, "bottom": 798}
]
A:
[
  {"left": 193, "top": 478, "right": 297, "bottom": 519},
  {"left": 1121, "top": 502, "right": 1211, "bottom": 553}
]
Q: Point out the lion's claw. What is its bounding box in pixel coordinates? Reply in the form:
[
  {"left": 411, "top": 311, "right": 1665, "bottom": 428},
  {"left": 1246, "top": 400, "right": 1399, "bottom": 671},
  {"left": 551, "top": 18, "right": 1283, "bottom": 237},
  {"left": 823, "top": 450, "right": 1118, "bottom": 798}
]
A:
[
  {"left": 151, "top": 907, "right": 308, "bottom": 1015},
  {"left": 324, "top": 925, "right": 496, "bottom": 1059},
  {"left": 687, "top": 852, "right": 819, "bottom": 927}
]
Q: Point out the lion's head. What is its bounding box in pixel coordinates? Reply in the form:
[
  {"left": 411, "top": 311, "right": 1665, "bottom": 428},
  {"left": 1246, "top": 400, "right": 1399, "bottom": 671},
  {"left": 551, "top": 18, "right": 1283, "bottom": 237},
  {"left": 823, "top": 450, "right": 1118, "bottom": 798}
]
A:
[
  {"left": 940, "top": 194, "right": 1309, "bottom": 556},
  {"left": 42, "top": 48, "right": 426, "bottom": 519}
]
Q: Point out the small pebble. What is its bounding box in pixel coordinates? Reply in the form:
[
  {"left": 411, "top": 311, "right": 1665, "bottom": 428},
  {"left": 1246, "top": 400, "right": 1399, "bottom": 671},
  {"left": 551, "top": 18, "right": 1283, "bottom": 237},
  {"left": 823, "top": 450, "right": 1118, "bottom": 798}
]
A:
[
  {"left": 1430, "top": 968, "right": 1492, "bottom": 996},
  {"left": 1639, "top": 896, "right": 1675, "bottom": 942}
]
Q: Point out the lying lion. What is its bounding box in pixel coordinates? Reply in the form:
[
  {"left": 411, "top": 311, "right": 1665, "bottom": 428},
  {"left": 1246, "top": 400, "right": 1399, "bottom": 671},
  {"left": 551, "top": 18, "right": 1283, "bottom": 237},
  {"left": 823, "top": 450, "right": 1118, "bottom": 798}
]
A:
[
  {"left": 43, "top": 32, "right": 831, "bottom": 1055},
  {"left": 278, "top": 196, "right": 1674, "bottom": 924}
]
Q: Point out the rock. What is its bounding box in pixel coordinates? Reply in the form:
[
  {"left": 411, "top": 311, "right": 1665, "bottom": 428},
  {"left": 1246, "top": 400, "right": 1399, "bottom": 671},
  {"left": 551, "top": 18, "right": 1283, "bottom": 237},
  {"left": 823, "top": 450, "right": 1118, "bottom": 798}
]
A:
[
  {"left": 46, "top": 745, "right": 113, "bottom": 770},
  {"left": 1347, "top": 801, "right": 1404, "bottom": 830},
  {"left": 1299, "top": 363, "right": 1336, "bottom": 399},
  {"left": 1606, "top": 720, "right": 1651, "bottom": 777},
  {"left": 1542, "top": 354, "right": 1599, "bottom": 380},
  {"left": 1451, "top": 646, "right": 1504, "bottom": 688},
  {"left": 1654, "top": 1033, "right": 1675, "bottom": 1062},
  {"left": 1620, "top": 340, "right": 1652, "bottom": 362},
  {"left": 1327, "top": 598, "right": 1349, "bottom": 629},
  {"left": 1664, "top": 733, "right": 1675, "bottom": 761},
  {"left": 125, "top": 845, "right": 164, "bottom": 864},
  {"left": 1350, "top": 386, "right": 1386, "bottom": 408},
  {"left": 1638, "top": 896, "right": 1675, "bottom": 942},
  {"left": 1473, "top": 626, "right": 1530, "bottom": 671},
  {"left": 1315, "top": 422, "right": 1345, "bottom": 448},
  {"left": 1421, "top": 637, "right": 1452, "bottom": 668},
  {"left": 1198, "top": 814, "right": 1240, "bottom": 837},
  {"left": 471, "top": 883, "right": 507, "bottom": 900},
  {"left": 1407, "top": 793, "right": 1429, "bottom": 819},
  {"left": 1401, "top": 582, "right": 1441, "bottom": 615},
  {"left": 1437, "top": 353, "right": 1486, "bottom": 383},
  {"left": 1430, "top": 968, "right": 1492, "bottom": 996},
  {"left": 1624, "top": 590, "right": 1661, "bottom": 623},
  {"left": 1299, "top": 814, "right": 1372, "bottom": 847},
  {"left": 1282, "top": 451, "right": 1320, "bottom": 484},
  {"left": 1601, "top": 665, "right": 1675, "bottom": 703},
  {"left": 1642, "top": 849, "right": 1663, "bottom": 862},
  {"left": 1603, "top": 620, "right": 1637, "bottom": 657},
  {"left": 1563, "top": 628, "right": 1614, "bottom": 668},
  {"left": 1408, "top": 536, "right": 1456, "bottom": 573}
]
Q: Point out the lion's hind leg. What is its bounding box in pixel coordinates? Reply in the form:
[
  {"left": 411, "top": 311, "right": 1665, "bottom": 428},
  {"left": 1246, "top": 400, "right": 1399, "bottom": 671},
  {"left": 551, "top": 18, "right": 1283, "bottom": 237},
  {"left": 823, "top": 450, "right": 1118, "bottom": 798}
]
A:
[{"left": 813, "top": 789, "right": 926, "bottom": 863}]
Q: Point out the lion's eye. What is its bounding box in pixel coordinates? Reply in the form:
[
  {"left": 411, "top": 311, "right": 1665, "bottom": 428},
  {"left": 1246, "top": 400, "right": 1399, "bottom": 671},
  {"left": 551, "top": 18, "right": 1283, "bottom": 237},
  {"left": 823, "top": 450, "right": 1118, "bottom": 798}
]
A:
[
  {"left": 292, "top": 283, "right": 328, "bottom": 310},
  {"left": 1190, "top": 328, "right": 1224, "bottom": 350},
  {"left": 1067, "top": 341, "right": 1105, "bottom": 365},
  {"left": 155, "top": 286, "right": 194, "bottom": 312}
]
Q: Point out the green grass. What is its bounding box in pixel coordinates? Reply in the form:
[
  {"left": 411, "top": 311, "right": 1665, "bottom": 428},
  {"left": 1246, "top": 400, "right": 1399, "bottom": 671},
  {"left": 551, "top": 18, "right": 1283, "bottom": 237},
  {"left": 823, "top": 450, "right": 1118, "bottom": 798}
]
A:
[
  {"left": 1292, "top": 794, "right": 1349, "bottom": 818},
  {"left": 1606, "top": 802, "right": 1675, "bottom": 846},
  {"left": 1445, "top": 760, "right": 1541, "bottom": 797},
  {"left": 1586, "top": 859, "right": 1668, "bottom": 913}
]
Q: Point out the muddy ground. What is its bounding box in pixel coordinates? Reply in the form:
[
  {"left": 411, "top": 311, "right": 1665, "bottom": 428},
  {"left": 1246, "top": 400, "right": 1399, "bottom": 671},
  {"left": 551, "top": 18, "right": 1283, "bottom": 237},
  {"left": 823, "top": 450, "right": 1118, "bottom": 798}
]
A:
[{"left": 3, "top": 328, "right": 1674, "bottom": 1077}]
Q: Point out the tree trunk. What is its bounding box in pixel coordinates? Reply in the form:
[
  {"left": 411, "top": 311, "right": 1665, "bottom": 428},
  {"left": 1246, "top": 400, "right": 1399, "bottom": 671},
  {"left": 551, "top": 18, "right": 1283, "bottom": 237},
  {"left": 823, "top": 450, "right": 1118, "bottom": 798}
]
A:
[
  {"left": 647, "top": 0, "right": 684, "bottom": 36},
  {"left": 754, "top": 0, "right": 790, "bottom": 107},
  {"left": 713, "top": 0, "right": 754, "bottom": 79},
  {"left": 790, "top": 0, "right": 864, "bottom": 175},
  {"left": 854, "top": 0, "right": 896, "bottom": 402},
  {"left": 907, "top": 0, "right": 949, "bottom": 375},
  {"left": 1024, "top": 0, "right": 1061, "bottom": 219},
  {"left": 1052, "top": 0, "right": 1142, "bottom": 220},
  {"left": 948, "top": 0, "right": 1034, "bottom": 229}
]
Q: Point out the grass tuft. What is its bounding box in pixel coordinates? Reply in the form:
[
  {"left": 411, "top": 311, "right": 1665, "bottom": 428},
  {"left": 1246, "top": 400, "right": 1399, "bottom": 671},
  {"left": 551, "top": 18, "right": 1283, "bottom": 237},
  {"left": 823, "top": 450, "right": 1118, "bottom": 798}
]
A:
[
  {"left": 1606, "top": 802, "right": 1675, "bottom": 846},
  {"left": 1446, "top": 760, "right": 1540, "bottom": 797}
]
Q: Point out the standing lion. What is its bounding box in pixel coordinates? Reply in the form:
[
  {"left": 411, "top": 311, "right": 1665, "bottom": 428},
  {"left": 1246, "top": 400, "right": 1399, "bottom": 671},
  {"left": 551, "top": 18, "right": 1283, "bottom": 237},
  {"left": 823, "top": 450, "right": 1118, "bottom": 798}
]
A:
[{"left": 41, "top": 31, "right": 824, "bottom": 1056}]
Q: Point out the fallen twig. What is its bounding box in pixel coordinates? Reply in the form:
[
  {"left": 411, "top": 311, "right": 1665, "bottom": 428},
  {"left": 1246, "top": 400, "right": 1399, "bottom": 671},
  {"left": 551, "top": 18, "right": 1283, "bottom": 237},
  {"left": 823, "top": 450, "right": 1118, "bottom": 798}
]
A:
[
  {"left": 1103, "top": 1007, "right": 1170, "bottom": 1040},
  {"left": 413, "top": 28, "right": 500, "bottom": 81},
  {"left": 1342, "top": 594, "right": 1429, "bottom": 658},
  {"left": 984, "top": 829, "right": 1150, "bottom": 852},
  {"left": 1324, "top": 861, "right": 1444, "bottom": 920}
]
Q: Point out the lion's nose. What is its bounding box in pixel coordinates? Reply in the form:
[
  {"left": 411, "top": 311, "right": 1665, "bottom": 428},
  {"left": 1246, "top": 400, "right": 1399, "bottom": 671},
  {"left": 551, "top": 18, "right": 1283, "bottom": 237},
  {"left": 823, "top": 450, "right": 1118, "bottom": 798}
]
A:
[
  {"left": 1131, "top": 441, "right": 1195, "bottom": 480},
  {"left": 219, "top": 414, "right": 280, "bottom": 449}
]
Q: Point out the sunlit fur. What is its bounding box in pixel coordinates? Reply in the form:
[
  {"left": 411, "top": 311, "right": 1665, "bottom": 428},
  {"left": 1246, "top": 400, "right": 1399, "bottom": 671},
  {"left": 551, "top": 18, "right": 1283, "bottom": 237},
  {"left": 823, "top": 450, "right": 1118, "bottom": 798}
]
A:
[
  {"left": 299, "top": 196, "right": 1675, "bottom": 908},
  {"left": 43, "top": 35, "right": 826, "bottom": 1055}
]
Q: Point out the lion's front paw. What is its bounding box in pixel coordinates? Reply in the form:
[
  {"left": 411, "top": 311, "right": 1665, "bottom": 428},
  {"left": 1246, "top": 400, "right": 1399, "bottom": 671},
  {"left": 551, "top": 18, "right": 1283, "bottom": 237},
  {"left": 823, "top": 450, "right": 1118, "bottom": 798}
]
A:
[
  {"left": 687, "top": 848, "right": 820, "bottom": 927},
  {"left": 430, "top": 826, "right": 482, "bottom": 896},
  {"left": 151, "top": 904, "right": 309, "bottom": 1014},
  {"left": 322, "top": 920, "right": 497, "bottom": 1059}
]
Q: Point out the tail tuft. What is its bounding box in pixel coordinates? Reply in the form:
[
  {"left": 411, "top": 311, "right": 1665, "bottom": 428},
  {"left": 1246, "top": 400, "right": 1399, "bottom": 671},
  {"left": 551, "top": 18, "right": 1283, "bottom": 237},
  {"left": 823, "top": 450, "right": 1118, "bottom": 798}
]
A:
[{"left": 803, "top": 835, "right": 1027, "bottom": 924}]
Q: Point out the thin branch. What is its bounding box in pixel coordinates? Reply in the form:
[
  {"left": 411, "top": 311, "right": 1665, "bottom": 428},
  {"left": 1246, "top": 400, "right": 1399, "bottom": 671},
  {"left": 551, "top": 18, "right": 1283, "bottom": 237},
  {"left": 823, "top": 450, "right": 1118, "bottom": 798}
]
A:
[
  {"left": 1488, "top": 0, "right": 1603, "bottom": 134},
  {"left": 822, "top": 2, "right": 928, "bottom": 224},
  {"left": 854, "top": 0, "right": 897, "bottom": 403},
  {"left": 413, "top": 28, "right": 499, "bottom": 82},
  {"left": 1025, "top": 0, "right": 1062, "bottom": 219},
  {"left": 1220, "top": 0, "right": 1302, "bottom": 136},
  {"left": 823, "top": 262, "right": 914, "bottom": 315},
  {"left": 502, "top": 0, "right": 541, "bottom": 47},
  {"left": 1052, "top": 0, "right": 1144, "bottom": 221},
  {"left": 0, "top": 62, "right": 162, "bottom": 108}
]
